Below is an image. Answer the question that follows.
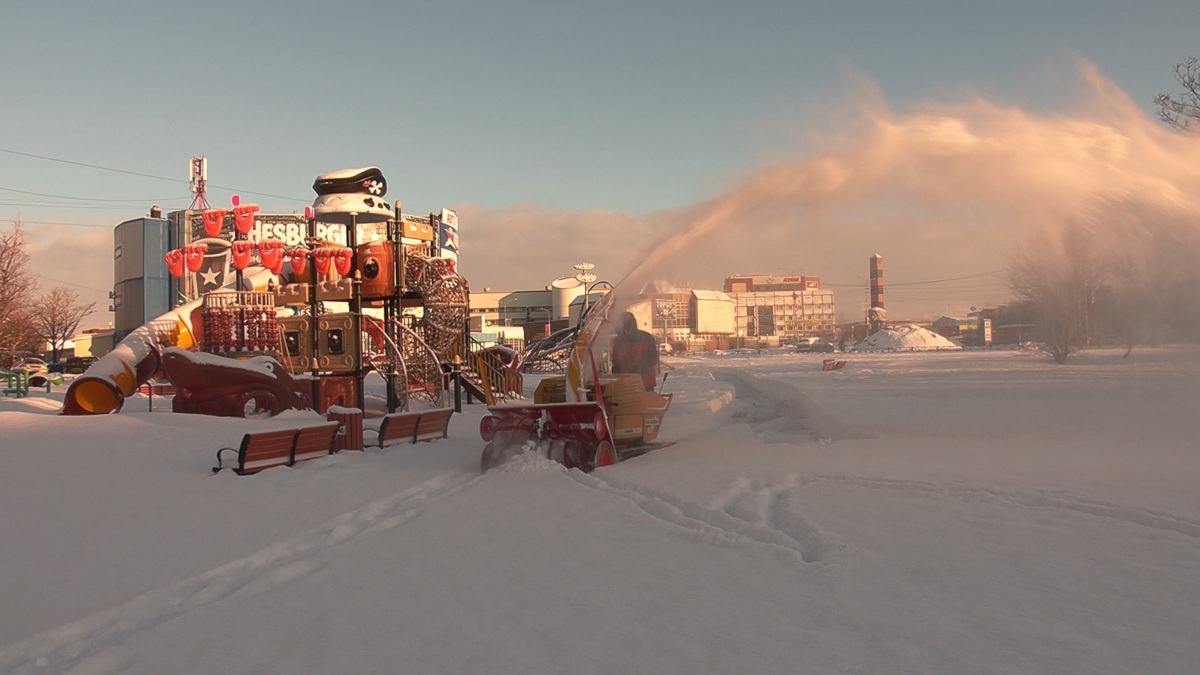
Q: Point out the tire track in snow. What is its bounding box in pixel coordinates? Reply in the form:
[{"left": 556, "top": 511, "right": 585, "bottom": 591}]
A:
[
  {"left": 708, "top": 476, "right": 839, "bottom": 563},
  {"left": 712, "top": 368, "right": 869, "bottom": 443},
  {"left": 570, "top": 471, "right": 836, "bottom": 564},
  {"left": 812, "top": 475, "right": 1200, "bottom": 540},
  {"left": 712, "top": 475, "right": 1200, "bottom": 541},
  {"left": 0, "top": 469, "right": 480, "bottom": 675}
]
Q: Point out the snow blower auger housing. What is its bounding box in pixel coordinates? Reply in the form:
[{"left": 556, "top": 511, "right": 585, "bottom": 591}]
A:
[
  {"left": 479, "top": 373, "right": 672, "bottom": 472},
  {"left": 478, "top": 292, "right": 672, "bottom": 472}
]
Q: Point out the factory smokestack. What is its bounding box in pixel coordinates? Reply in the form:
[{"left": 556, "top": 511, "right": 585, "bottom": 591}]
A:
[
  {"left": 868, "top": 254, "right": 887, "bottom": 334},
  {"left": 869, "top": 254, "right": 884, "bottom": 309}
]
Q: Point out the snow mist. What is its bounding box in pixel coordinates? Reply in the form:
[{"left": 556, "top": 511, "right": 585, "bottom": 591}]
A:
[{"left": 465, "top": 61, "right": 1200, "bottom": 319}]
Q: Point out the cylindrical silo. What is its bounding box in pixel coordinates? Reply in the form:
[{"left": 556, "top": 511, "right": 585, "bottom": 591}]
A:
[{"left": 550, "top": 277, "right": 584, "bottom": 320}]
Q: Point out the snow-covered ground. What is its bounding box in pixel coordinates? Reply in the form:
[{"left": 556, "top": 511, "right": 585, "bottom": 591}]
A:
[{"left": 2, "top": 346, "right": 1198, "bottom": 674}]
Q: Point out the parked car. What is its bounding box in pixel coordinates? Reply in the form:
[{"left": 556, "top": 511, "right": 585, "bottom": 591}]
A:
[
  {"left": 794, "top": 338, "right": 836, "bottom": 354},
  {"left": 62, "top": 356, "right": 97, "bottom": 374},
  {"left": 14, "top": 357, "right": 48, "bottom": 373}
]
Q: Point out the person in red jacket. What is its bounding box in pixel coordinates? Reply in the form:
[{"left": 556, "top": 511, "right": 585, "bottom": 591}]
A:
[{"left": 610, "top": 311, "right": 659, "bottom": 390}]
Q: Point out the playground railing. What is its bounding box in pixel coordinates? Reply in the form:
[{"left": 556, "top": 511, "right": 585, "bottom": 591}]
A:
[{"left": 2, "top": 369, "right": 29, "bottom": 398}]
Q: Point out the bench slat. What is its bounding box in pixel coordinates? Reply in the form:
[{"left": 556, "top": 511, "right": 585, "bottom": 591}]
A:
[
  {"left": 228, "top": 428, "right": 299, "bottom": 475},
  {"left": 376, "top": 412, "right": 422, "bottom": 447},
  {"left": 414, "top": 409, "right": 453, "bottom": 442},
  {"left": 292, "top": 422, "right": 340, "bottom": 463},
  {"left": 240, "top": 455, "right": 293, "bottom": 473},
  {"left": 241, "top": 430, "right": 300, "bottom": 457}
]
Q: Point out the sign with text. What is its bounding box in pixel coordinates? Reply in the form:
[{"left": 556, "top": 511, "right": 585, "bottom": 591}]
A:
[{"left": 187, "top": 213, "right": 388, "bottom": 246}]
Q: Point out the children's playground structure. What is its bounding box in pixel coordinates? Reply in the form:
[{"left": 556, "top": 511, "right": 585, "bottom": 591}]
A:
[
  {"left": 56, "top": 164, "right": 674, "bottom": 475},
  {"left": 61, "top": 167, "right": 473, "bottom": 418}
]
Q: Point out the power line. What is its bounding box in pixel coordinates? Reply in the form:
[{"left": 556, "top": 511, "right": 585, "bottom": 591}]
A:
[
  {"left": 0, "top": 185, "right": 181, "bottom": 203},
  {"left": 0, "top": 147, "right": 183, "bottom": 183},
  {"left": 823, "top": 270, "right": 1008, "bottom": 290},
  {"left": 0, "top": 147, "right": 310, "bottom": 203},
  {"left": 3, "top": 219, "right": 114, "bottom": 228},
  {"left": 0, "top": 202, "right": 179, "bottom": 212},
  {"left": 29, "top": 272, "right": 111, "bottom": 294},
  {"left": 886, "top": 270, "right": 1008, "bottom": 288}
]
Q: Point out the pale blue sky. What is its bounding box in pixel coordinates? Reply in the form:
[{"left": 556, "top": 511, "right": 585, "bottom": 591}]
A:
[{"left": 2, "top": 1, "right": 1196, "bottom": 318}]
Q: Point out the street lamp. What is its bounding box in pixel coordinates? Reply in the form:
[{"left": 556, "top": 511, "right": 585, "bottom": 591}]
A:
[
  {"left": 574, "top": 262, "right": 597, "bottom": 317},
  {"left": 524, "top": 306, "right": 552, "bottom": 337}
]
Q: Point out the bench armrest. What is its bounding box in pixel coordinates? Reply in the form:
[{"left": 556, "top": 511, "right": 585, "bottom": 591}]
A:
[{"left": 212, "top": 447, "right": 237, "bottom": 474}]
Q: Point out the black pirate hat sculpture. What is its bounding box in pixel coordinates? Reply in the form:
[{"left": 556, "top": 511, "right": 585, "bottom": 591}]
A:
[{"left": 311, "top": 166, "right": 394, "bottom": 224}]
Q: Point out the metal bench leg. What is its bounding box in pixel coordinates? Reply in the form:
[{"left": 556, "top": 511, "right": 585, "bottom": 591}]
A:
[{"left": 213, "top": 447, "right": 235, "bottom": 474}]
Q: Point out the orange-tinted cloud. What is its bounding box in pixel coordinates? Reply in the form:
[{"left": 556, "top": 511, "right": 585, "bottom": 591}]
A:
[{"left": 24, "top": 224, "right": 113, "bottom": 325}]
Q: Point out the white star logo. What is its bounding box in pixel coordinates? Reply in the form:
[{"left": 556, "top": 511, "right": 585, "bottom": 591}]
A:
[{"left": 200, "top": 267, "right": 220, "bottom": 286}]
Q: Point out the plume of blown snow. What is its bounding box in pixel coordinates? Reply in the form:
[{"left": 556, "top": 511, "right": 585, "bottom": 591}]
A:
[{"left": 460, "top": 60, "right": 1200, "bottom": 319}]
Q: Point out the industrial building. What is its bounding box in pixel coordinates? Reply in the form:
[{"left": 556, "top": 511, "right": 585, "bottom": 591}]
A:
[
  {"left": 467, "top": 281, "right": 733, "bottom": 351},
  {"left": 111, "top": 209, "right": 174, "bottom": 343},
  {"left": 722, "top": 274, "right": 838, "bottom": 343}
]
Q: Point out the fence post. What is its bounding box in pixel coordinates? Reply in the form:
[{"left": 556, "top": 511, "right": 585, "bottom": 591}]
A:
[{"left": 452, "top": 356, "right": 463, "bottom": 413}]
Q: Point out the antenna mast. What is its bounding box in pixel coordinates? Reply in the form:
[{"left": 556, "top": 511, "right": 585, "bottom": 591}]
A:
[{"left": 188, "top": 156, "right": 210, "bottom": 209}]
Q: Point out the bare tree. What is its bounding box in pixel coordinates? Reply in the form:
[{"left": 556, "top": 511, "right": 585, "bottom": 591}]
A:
[
  {"left": 1008, "top": 224, "right": 1108, "bottom": 364},
  {"left": 1088, "top": 204, "right": 1200, "bottom": 357},
  {"left": 1111, "top": 227, "right": 1192, "bottom": 354},
  {"left": 33, "top": 286, "right": 96, "bottom": 364},
  {"left": 1154, "top": 56, "right": 1200, "bottom": 131},
  {"left": 0, "top": 221, "right": 39, "bottom": 366}
]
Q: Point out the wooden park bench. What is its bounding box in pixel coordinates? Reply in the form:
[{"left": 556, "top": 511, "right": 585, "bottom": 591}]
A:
[
  {"left": 137, "top": 382, "right": 177, "bottom": 411},
  {"left": 371, "top": 408, "right": 453, "bottom": 448},
  {"left": 212, "top": 421, "right": 341, "bottom": 475}
]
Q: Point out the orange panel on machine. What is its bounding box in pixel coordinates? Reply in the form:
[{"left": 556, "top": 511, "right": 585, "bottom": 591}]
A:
[
  {"left": 316, "top": 375, "right": 358, "bottom": 414},
  {"left": 358, "top": 240, "right": 396, "bottom": 299}
]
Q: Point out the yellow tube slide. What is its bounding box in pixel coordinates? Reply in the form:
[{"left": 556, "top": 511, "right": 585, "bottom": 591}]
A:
[{"left": 61, "top": 269, "right": 276, "bottom": 415}]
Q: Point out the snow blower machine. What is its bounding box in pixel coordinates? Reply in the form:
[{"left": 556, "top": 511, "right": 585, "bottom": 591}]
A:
[{"left": 479, "top": 293, "right": 672, "bottom": 472}]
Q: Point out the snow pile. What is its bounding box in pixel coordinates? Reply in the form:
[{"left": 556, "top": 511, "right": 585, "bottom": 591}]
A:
[{"left": 851, "top": 324, "right": 962, "bottom": 352}]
